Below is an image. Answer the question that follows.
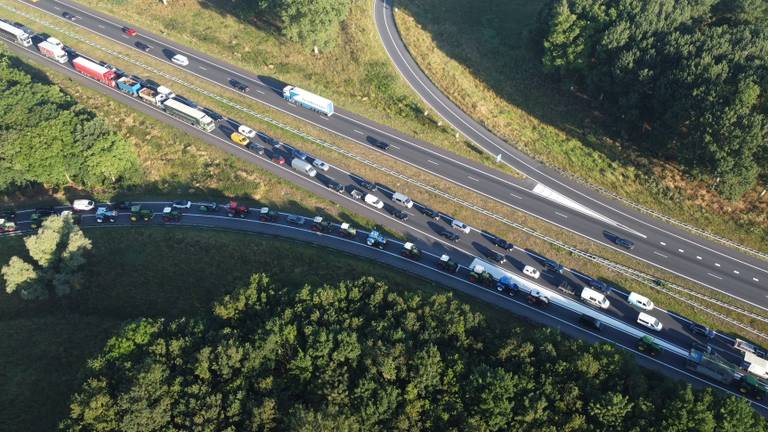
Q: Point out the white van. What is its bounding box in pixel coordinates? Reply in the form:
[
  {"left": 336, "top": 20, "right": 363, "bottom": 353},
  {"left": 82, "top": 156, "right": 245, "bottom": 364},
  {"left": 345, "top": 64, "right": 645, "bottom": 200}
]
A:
[
  {"left": 580, "top": 287, "right": 610, "bottom": 309},
  {"left": 637, "top": 312, "right": 663, "bottom": 332},
  {"left": 628, "top": 292, "right": 654, "bottom": 311},
  {"left": 522, "top": 265, "right": 540, "bottom": 279},
  {"left": 451, "top": 219, "right": 471, "bottom": 234},
  {"left": 171, "top": 54, "right": 189, "bottom": 66},
  {"left": 72, "top": 199, "right": 95, "bottom": 212},
  {"left": 392, "top": 192, "right": 413, "bottom": 208},
  {"left": 364, "top": 194, "right": 384, "bottom": 209}
]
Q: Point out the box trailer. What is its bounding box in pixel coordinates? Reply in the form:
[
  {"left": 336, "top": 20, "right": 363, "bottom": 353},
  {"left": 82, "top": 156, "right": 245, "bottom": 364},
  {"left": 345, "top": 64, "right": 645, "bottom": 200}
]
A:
[
  {"left": 283, "top": 85, "right": 334, "bottom": 116},
  {"left": 72, "top": 57, "right": 117, "bottom": 87}
]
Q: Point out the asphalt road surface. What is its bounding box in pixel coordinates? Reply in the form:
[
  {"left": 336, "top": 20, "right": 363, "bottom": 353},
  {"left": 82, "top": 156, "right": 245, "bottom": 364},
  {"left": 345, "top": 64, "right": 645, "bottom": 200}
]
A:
[
  {"left": 3, "top": 200, "right": 767, "bottom": 415},
  {"left": 3, "top": 0, "right": 767, "bottom": 311}
]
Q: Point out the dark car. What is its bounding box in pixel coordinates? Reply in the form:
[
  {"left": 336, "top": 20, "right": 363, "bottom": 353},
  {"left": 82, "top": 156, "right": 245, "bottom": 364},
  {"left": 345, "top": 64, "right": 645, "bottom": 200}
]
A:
[
  {"left": 287, "top": 214, "right": 305, "bottom": 225},
  {"left": 692, "top": 341, "right": 712, "bottom": 354},
  {"left": 201, "top": 108, "right": 224, "bottom": 122},
  {"left": 271, "top": 153, "right": 286, "bottom": 165},
  {"left": 542, "top": 259, "right": 564, "bottom": 273},
  {"left": 135, "top": 41, "right": 152, "bottom": 52},
  {"left": 258, "top": 132, "right": 279, "bottom": 146},
  {"left": 291, "top": 148, "right": 308, "bottom": 160},
  {"left": 143, "top": 79, "right": 161, "bottom": 92},
  {"left": 229, "top": 79, "right": 250, "bottom": 92},
  {"left": 358, "top": 178, "right": 377, "bottom": 192},
  {"left": 392, "top": 209, "right": 409, "bottom": 221},
  {"left": 689, "top": 322, "right": 716, "bottom": 339},
  {"left": 246, "top": 143, "right": 265, "bottom": 155},
  {"left": 367, "top": 137, "right": 390, "bottom": 150},
  {"left": 63, "top": 12, "right": 79, "bottom": 21},
  {"left": 493, "top": 237, "right": 514, "bottom": 251},
  {"left": 418, "top": 205, "right": 440, "bottom": 220},
  {"left": 326, "top": 180, "right": 345, "bottom": 194},
  {"left": 589, "top": 279, "right": 610, "bottom": 294},
  {"left": 484, "top": 250, "right": 506, "bottom": 264},
  {"left": 558, "top": 279, "right": 578, "bottom": 295},
  {"left": 578, "top": 314, "right": 602, "bottom": 331},
  {"left": 113, "top": 201, "right": 134, "bottom": 210},
  {"left": 34, "top": 207, "right": 57, "bottom": 217},
  {"left": 439, "top": 229, "right": 460, "bottom": 242},
  {"left": 615, "top": 237, "right": 635, "bottom": 250}
]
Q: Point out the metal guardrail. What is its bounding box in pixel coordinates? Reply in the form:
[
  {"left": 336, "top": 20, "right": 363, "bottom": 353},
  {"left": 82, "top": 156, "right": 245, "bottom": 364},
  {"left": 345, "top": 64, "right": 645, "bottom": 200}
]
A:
[{"left": 3, "top": 2, "right": 766, "bottom": 341}]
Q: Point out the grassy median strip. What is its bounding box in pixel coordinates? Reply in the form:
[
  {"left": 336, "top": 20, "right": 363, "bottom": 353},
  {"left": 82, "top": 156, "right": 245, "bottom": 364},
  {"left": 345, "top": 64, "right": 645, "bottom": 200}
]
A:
[
  {"left": 4, "top": 1, "right": 766, "bottom": 340},
  {"left": 393, "top": 0, "right": 768, "bottom": 255}
]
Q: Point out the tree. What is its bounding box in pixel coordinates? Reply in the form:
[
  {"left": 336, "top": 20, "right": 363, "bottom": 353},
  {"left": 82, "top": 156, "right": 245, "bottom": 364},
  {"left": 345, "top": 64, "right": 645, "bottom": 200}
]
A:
[
  {"left": 257, "top": 0, "right": 353, "bottom": 50},
  {"left": 1, "top": 214, "right": 92, "bottom": 300},
  {"left": 542, "top": 0, "right": 585, "bottom": 74}
]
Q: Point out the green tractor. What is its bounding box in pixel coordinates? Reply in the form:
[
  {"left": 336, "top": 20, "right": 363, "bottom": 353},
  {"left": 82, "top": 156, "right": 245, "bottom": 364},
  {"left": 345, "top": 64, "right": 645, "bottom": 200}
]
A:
[
  {"left": 637, "top": 336, "right": 663, "bottom": 357},
  {"left": 739, "top": 375, "right": 768, "bottom": 401},
  {"left": 338, "top": 222, "right": 357, "bottom": 238},
  {"left": 161, "top": 207, "right": 182, "bottom": 223},
  {"left": 400, "top": 242, "right": 422, "bottom": 260},
  {"left": 0, "top": 218, "right": 16, "bottom": 233},
  {"left": 469, "top": 264, "right": 494, "bottom": 287},
  {"left": 259, "top": 207, "right": 279, "bottom": 222},
  {"left": 311, "top": 216, "right": 333, "bottom": 233},
  {"left": 29, "top": 208, "right": 56, "bottom": 229},
  {"left": 130, "top": 205, "right": 153, "bottom": 222},
  {"left": 438, "top": 254, "right": 459, "bottom": 273}
]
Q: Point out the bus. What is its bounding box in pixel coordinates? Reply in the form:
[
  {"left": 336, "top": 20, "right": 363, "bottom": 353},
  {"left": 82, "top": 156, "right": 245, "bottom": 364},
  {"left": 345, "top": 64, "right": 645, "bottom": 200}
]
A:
[
  {"left": 0, "top": 20, "right": 33, "bottom": 47},
  {"left": 161, "top": 98, "right": 215, "bottom": 132}
]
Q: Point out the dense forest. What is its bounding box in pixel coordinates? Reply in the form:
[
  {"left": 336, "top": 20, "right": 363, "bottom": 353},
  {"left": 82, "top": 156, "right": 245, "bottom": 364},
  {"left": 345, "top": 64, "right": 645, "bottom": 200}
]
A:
[
  {"left": 538, "top": 0, "right": 768, "bottom": 198},
  {"left": 252, "top": 0, "right": 353, "bottom": 49},
  {"left": 0, "top": 49, "right": 140, "bottom": 194},
  {"left": 62, "top": 275, "right": 764, "bottom": 431}
]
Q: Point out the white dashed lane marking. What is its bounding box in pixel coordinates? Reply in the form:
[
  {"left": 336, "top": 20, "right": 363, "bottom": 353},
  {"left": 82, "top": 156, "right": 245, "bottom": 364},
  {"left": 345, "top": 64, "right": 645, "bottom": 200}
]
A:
[
  {"left": 654, "top": 251, "right": 668, "bottom": 258},
  {"left": 660, "top": 241, "right": 667, "bottom": 246},
  {"left": 734, "top": 270, "right": 740, "bottom": 274},
  {"left": 715, "top": 263, "right": 721, "bottom": 267},
  {"left": 696, "top": 256, "right": 702, "bottom": 260},
  {"left": 353, "top": 129, "right": 364, "bottom": 135},
  {"left": 707, "top": 273, "right": 723, "bottom": 280},
  {"left": 427, "top": 160, "right": 439, "bottom": 165},
  {"left": 555, "top": 212, "right": 568, "bottom": 218},
  {"left": 467, "top": 176, "right": 480, "bottom": 182},
  {"left": 678, "top": 249, "right": 684, "bottom": 253},
  {"left": 509, "top": 193, "right": 522, "bottom": 199}
]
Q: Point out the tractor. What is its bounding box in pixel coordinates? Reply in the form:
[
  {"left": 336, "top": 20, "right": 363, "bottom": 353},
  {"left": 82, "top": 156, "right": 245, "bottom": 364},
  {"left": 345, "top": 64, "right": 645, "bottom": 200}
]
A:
[
  {"left": 0, "top": 219, "right": 16, "bottom": 233},
  {"left": 469, "top": 264, "right": 494, "bottom": 287},
  {"left": 227, "top": 201, "right": 250, "bottom": 218},
  {"left": 438, "top": 254, "right": 459, "bottom": 273},
  {"left": 259, "top": 207, "right": 279, "bottom": 222},
  {"left": 95, "top": 206, "right": 118, "bottom": 223},
  {"left": 400, "top": 242, "right": 422, "bottom": 260},
  {"left": 311, "top": 216, "right": 333, "bottom": 233},
  {"left": 366, "top": 230, "right": 387, "bottom": 249},
  {"left": 637, "top": 336, "right": 662, "bottom": 357},
  {"left": 338, "top": 222, "right": 357, "bottom": 238},
  {"left": 130, "top": 205, "right": 153, "bottom": 222},
  {"left": 162, "top": 207, "right": 182, "bottom": 222}
]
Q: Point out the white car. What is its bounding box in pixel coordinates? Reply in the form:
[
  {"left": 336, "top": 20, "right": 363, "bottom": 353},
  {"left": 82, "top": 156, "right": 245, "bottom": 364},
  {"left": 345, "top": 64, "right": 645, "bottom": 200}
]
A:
[
  {"left": 364, "top": 194, "right": 384, "bottom": 209},
  {"left": 238, "top": 125, "right": 257, "bottom": 139},
  {"left": 171, "top": 54, "right": 189, "bottom": 66},
  {"left": 172, "top": 200, "right": 192, "bottom": 209},
  {"left": 522, "top": 265, "right": 540, "bottom": 279},
  {"left": 72, "top": 199, "right": 95, "bottom": 212},
  {"left": 312, "top": 159, "right": 330, "bottom": 171},
  {"left": 451, "top": 219, "right": 471, "bottom": 234},
  {"left": 628, "top": 292, "right": 654, "bottom": 311}
]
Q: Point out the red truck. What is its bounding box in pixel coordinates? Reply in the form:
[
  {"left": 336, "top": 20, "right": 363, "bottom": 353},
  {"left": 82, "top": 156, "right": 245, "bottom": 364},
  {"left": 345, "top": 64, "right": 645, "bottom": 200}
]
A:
[{"left": 72, "top": 56, "right": 116, "bottom": 87}]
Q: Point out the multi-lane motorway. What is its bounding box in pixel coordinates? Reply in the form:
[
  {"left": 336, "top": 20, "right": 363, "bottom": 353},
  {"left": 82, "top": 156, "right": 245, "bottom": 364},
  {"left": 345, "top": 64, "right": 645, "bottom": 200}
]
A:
[{"left": 6, "top": 0, "right": 768, "bottom": 310}]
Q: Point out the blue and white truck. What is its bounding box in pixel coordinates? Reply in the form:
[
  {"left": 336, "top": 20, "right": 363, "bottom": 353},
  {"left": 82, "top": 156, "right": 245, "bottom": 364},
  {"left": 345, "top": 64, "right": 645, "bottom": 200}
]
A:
[
  {"left": 283, "top": 85, "right": 334, "bottom": 116},
  {"left": 116, "top": 76, "right": 142, "bottom": 97},
  {"left": 0, "top": 20, "right": 33, "bottom": 47}
]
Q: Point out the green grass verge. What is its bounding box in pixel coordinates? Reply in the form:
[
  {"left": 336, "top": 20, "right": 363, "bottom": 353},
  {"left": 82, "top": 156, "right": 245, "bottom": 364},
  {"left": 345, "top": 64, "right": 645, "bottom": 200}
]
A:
[
  {"left": 394, "top": 0, "right": 768, "bottom": 254},
  {"left": 0, "top": 227, "right": 519, "bottom": 431}
]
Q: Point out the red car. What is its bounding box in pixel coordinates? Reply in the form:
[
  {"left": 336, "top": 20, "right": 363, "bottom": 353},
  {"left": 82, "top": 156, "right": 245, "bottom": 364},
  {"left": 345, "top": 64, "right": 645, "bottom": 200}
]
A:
[{"left": 123, "top": 27, "right": 138, "bottom": 36}]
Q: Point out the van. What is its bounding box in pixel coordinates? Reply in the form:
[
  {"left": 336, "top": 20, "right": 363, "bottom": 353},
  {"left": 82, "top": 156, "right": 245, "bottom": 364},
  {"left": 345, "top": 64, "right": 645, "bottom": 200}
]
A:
[
  {"left": 637, "top": 312, "right": 663, "bottom": 332},
  {"left": 451, "top": 219, "right": 471, "bottom": 234},
  {"left": 580, "top": 287, "right": 610, "bottom": 309},
  {"left": 290, "top": 158, "right": 317, "bottom": 177},
  {"left": 72, "top": 199, "right": 95, "bottom": 212},
  {"left": 364, "top": 194, "right": 384, "bottom": 209},
  {"left": 171, "top": 54, "right": 189, "bottom": 66},
  {"left": 628, "top": 292, "right": 654, "bottom": 311},
  {"left": 392, "top": 192, "right": 413, "bottom": 208}
]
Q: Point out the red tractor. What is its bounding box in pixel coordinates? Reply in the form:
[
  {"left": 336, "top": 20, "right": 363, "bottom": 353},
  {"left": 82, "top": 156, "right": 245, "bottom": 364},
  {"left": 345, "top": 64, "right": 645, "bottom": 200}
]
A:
[{"left": 227, "top": 200, "right": 250, "bottom": 218}]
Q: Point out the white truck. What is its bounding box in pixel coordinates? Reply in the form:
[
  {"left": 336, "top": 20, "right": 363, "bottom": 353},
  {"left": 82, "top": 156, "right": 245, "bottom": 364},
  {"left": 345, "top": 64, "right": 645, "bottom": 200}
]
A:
[
  {"left": 0, "top": 20, "right": 33, "bottom": 47},
  {"left": 37, "top": 40, "right": 68, "bottom": 63},
  {"left": 283, "top": 85, "right": 334, "bottom": 116},
  {"left": 291, "top": 158, "right": 317, "bottom": 177}
]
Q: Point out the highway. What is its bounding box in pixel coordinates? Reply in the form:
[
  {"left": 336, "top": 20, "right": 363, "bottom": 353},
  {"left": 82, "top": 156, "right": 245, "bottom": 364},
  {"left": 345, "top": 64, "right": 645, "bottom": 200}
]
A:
[
  {"left": 5, "top": 0, "right": 768, "bottom": 311},
  {"left": 3, "top": 199, "right": 768, "bottom": 414}
]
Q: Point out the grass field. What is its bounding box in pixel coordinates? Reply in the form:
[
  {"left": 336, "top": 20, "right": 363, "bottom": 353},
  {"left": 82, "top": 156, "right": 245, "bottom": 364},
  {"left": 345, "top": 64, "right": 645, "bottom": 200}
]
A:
[
  {"left": 394, "top": 0, "right": 768, "bottom": 254},
  {"left": 1, "top": 227, "right": 524, "bottom": 430}
]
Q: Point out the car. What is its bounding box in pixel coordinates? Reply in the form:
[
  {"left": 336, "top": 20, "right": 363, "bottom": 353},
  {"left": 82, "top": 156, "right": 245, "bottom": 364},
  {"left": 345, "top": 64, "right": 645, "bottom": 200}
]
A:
[
  {"left": 578, "top": 314, "right": 602, "bottom": 331},
  {"left": 123, "top": 27, "right": 138, "bottom": 36},
  {"left": 348, "top": 188, "right": 363, "bottom": 200},
  {"left": 201, "top": 108, "right": 223, "bottom": 122},
  {"left": 542, "top": 259, "right": 563, "bottom": 273},
  {"left": 62, "top": 12, "right": 79, "bottom": 20},
  {"left": 135, "top": 41, "right": 152, "bottom": 52},
  {"left": 689, "top": 322, "right": 715, "bottom": 339},
  {"left": 171, "top": 54, "right": 189, "bottom": 66},
  {"left": 391, "top": 208, "right": 408, "bottom": 221},
  {"left": 692, "top": 341, "right": 712, "bottom": 354},
  {"left": 72, "top": 199, "right": 95, "bottom": 212},
  {"left": 246, "top": 143, "right": 265, "bottom": 154},
  {"left": 493, "top": 237, "right": 514, "bottom": 251},
  {"left": 358, "top": 178, "right": 377, "bottom": 192},
  {"left": 326, "top": 180, "right": 345, "bottom": 193},
  {"left": 238, "top": 125, "right": 257, "bottom": 139},
  {"left": 172, "top": 200, "right": 192, "bottom": 209},
  {"left": 589, "top": 279, "right": 610, "bottom": 294},
  {"left": 231, "top": 132, "right": 249, "bottom": 146},
  {"left": 229, "top": 79, "right": 249, "bottom": 92},
  {"left": 451, "top": 219, "right": 471, "bottom": 234},
  {"left": 364, "top": 194, "right": 384, "bottom": 209},
  {"left": 287, "top": 214, "right": 305, "bottom": 224},
  {"left": 312, "top": 159, "right": 330, "bottom": 171},
  {"left": 271, "top": 153, "right": 285, "bottom": 164},
  {"left": 292, "top": 149, "right": 308, "bottom": 160},
  {"left": 418, "top": 205, "right": 440, "bottom": 220},
  {"left": 523, "top": 265, "right": 540, "bottom": 279},
  {"left": 368, "top": 137, "right": 390, "bottom": 150},
  {"left": 485, "top": 250, "right": 506, "bottom": 263},
  {"left": 615, "top": 237, "right": 635, "bottom": 250},
  {"left": 439, "top": 229, "right": 459, "bottom": 242}
]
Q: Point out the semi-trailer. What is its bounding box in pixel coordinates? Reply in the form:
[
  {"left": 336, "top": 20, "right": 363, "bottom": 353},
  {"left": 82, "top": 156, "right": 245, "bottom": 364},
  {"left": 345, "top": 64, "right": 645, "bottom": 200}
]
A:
[
  {"left": 72, "top": 56, "right": 117, "bottom": 87},
  {"left": 116, "top": 76, "right": 142, "bottom": 97},
  {"left": 161, "top": 98, "right": 215, "bottom": 132},
  {"left": 282, "top": 85, "right": 334, "bottom": 116},
  {"left": 36, "top": 40, "right": 68, "bottom": 63},
  {"left": 0, "top": 20, "right": 33, "bottom": 47}
]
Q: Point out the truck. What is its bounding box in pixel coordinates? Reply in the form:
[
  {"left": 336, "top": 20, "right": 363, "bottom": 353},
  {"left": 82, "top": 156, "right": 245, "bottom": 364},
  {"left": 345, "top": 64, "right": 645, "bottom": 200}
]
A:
[
  {"left": 283, "top": 85, "right": 334, "bottom": 116},
  {"left": 366, "top": 230, "right": 387, "bottom": 249},
  {"left": 161, "top": 98, "right": 215, "bottom": 132},
  {"left": 0, "top": 20, "right": 33, "bottom": 47},
  {"left": 438, "top": 254, "right": 459, "bottom": 273},
  {"left": 311, "top": 216, "right": 333, "bottom": 233},
  {"left": 138, "top": 87, "right": 168, "bottom": 106},
  {"left": 117, "top": 76, "right": 142, "bottom": 97},
  {"left": 400, "top": 242, "right": 422, "bottom": 260},
  {"left": 36, "top": 40, "right": 68, "bottom": 63},
  {"left": 338, "top": 222, "right": 357, "bottom": 238},
  {"left": 685, "top": 346, "right": 741, "bottom": 385},
  {"left": 72, "top": 57, "right": 117, "bottom": 87},
  {"left": 291, "top": 158, "right": 317, "bottom": 177}
]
